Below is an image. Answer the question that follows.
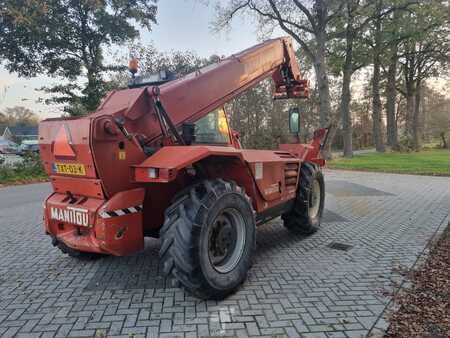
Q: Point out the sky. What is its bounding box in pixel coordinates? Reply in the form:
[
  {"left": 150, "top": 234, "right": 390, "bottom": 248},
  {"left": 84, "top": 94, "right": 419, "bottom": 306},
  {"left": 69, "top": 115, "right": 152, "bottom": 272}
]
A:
[{"left": 0, "top": 0, "right": 260, "bottom": 118}]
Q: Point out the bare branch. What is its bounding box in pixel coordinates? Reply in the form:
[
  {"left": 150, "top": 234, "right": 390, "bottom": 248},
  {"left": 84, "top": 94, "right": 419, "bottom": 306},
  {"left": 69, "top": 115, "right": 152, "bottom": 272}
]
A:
[
  {"left": 223, "top": 1, "right": 250, "bottom": 26},
  {"left": 245, "top": 0, "right": 315, "bottom": 34},
  {"left": 292, "top": 0, "right": 317, "bottom": 31},
  {"left": 263, "top": 0, "right": 315, "bottom": 60}
]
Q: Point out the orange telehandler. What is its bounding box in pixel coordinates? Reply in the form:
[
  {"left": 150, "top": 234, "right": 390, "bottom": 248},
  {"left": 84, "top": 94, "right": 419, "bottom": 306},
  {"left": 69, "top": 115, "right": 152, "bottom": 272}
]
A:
[{"left": 39, "top": 37, "right": 330, "bottom": 299}]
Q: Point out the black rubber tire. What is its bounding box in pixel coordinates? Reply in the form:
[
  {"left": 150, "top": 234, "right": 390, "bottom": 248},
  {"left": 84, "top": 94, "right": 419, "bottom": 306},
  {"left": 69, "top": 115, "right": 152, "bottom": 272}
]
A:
[
  {"left": 159, "top": 179, "right": 256, "bottom": 300},
  {"left": 282, "top": 162, "right": 325, "bottom": 235},
  {"left": 53, "top": 238, "right": 103, "bottom": 260}
]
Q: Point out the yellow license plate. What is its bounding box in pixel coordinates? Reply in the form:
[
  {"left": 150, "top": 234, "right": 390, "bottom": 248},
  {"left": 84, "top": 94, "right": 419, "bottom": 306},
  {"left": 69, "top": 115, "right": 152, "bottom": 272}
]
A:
[{"left": 54, "top": 163, "right": 86, "bottom": 176}]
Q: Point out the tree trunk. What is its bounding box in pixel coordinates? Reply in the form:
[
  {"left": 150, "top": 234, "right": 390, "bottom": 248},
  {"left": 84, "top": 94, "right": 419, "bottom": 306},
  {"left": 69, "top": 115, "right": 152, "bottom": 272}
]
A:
[
  {"left": 340, "top": 6, "right": 354, "bottom": 158},
  {"left": 386, "top": 44, "right": 398, "bottom": 149},
  {"left": 315, "top": 58, "right": 331, "bottom": 128},
  {"left": 341, "top": 68, "right": 353, "bottom": 157},
  {"left": 313, "top": 1, "right": 332, "bottom": 128},
  {"left": 405, "top": 92, "right": 415, "bottom": 139},
  {"left": 314, "top": 32, "right": 333, "bottom": 159},
  {"left": 372, "top": 2, "right": 385, "bottom": 153},
  {"left": 441, "top": 132, "right": 448, "bottom": 149},
  {"left": 404, "top": 41, "right": 416, "bottom": 144},
  {"left": 412, "top": 82, "right": 422, "bottom": 150}
]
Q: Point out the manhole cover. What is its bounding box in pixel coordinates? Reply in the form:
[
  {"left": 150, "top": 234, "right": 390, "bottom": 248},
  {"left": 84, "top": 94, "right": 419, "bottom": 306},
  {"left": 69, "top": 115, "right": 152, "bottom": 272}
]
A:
[{"left": 328, "top": 242, "right": 353, "bottom": 251}]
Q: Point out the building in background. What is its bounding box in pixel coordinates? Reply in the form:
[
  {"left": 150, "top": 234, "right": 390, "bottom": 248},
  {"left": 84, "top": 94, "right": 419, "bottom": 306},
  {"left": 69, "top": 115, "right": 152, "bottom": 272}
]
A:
[{"left": 0, "top": 125, "right": 38, "bottom": 143}]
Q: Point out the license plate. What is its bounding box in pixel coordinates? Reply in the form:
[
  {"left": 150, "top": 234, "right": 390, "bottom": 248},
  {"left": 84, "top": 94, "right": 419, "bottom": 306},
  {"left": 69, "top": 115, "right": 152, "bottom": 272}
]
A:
[{"left": 53, "top": 162, "right": 86, "bottom": 176}]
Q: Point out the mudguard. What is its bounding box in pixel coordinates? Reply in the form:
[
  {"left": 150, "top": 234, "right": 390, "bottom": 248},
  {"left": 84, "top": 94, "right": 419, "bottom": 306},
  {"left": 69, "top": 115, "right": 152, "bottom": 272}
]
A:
[{"left": 132, "top": 145, "right": 244, "bottom": 183}]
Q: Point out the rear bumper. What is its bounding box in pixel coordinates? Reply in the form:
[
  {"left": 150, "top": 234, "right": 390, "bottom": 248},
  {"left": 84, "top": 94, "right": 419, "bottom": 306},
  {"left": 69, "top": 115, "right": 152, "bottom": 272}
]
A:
[{"left": 43, "top": 188, "right": 145, "bottom": 256}]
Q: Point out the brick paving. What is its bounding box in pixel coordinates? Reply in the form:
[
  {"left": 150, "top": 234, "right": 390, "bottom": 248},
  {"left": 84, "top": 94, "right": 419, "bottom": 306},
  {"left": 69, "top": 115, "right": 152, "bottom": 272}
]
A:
[{"left": 0, "top": 170, "right": 449, "bottom": 338}]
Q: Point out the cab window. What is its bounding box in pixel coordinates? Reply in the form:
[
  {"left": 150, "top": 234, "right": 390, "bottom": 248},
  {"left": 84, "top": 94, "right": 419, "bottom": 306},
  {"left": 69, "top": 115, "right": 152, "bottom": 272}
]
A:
[{"left": 194, "top": 107, "right": 231, "bottom": 144}]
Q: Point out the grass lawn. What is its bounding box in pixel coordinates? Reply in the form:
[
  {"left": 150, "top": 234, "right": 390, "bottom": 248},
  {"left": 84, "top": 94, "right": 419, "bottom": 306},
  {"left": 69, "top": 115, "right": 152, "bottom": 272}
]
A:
[{"left": 327, "top": 149, "right": 450, "bottom": 176}]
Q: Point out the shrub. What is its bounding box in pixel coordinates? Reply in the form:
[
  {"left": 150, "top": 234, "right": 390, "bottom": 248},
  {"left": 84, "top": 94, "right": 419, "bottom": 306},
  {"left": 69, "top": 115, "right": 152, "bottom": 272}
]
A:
[{"left": 0, "top": 153, "right": 47, "bottom": 184}]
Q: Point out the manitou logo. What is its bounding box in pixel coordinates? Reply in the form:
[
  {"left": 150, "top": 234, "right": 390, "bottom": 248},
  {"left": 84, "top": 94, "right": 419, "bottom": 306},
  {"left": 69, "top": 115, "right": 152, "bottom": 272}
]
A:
[{"left": 50, "top": 207, "right": 89, "bottom": 227}]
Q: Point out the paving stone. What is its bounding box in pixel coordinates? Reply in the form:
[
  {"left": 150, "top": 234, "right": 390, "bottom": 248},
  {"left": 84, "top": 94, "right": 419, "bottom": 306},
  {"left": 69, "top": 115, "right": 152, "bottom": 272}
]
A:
[{"left": 0, "top": 172, "right": 449, "bottom": 337}]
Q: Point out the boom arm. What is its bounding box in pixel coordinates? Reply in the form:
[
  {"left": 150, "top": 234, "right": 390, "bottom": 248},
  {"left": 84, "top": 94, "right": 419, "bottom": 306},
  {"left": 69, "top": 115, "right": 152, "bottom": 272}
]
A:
[{"left": 139, "top": 37, "right": 308, "bottom": 141}]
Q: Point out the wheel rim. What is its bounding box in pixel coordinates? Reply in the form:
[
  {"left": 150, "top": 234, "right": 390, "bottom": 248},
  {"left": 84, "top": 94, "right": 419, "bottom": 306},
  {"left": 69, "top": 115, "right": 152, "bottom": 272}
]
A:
[
  {"left": 309, "top": 179, "right": 321, "bottom": 218},
  {"left": 208, "top": 208, "right": 246, "bottom": 274}
]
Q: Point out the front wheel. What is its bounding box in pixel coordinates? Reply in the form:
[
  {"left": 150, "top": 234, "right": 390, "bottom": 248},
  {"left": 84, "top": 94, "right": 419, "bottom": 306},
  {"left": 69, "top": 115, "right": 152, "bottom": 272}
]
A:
[
  {"left": 282, "top": 162, "right": 325, "bottom": 235},
  {"left": 159, "top": 179, "right": 256, "bottom": 300}
]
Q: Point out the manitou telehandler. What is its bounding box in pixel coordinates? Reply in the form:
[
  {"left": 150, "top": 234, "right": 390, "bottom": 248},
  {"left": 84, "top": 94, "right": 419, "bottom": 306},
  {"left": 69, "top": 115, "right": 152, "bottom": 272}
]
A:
[{"left": 39, "top": 37, "right": 329, "bottom": 299}]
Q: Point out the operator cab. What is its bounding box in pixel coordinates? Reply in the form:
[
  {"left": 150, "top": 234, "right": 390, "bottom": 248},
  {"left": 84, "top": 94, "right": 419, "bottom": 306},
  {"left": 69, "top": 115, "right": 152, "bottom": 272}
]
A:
[
  {"left": 125, "top": 58, "right": 234, "bottom": 148},
  {"left": 179, "top": 107, "right": 233, "bottom": 146},
  {"left": 192, "top": 108, "right": 231, "bottom": 145}
]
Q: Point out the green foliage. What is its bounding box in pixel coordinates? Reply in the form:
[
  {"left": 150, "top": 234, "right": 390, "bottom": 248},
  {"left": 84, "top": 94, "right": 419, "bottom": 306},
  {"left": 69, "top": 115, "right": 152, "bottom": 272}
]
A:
[
  {"left": 129, "top": 44, "right": 217, "bottom": 77},
  {"left": 0, "top": 0, "right": 157, "bottom": 115},
  {"left": 0, "top": 153, "right": 47, "bottom": 184},
  {"left": 397, "top": 134, "right": 417, "bottom": 152},
  {"left": 111, "top": 43, "right": 217, "bottom": 88},
  {"left": 328, "top": 149, "right": 450, "bottom": 176}
]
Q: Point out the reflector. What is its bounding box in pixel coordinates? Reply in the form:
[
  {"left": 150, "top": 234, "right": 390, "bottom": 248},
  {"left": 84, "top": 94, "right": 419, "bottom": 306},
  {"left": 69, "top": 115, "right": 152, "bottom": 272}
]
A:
[{"left": 53, "top": 124, "right": 76, "bottom": 157}]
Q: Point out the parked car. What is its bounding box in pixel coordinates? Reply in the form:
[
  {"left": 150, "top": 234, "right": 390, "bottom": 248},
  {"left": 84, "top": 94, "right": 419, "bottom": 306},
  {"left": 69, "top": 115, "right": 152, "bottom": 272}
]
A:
[
  {"left": 19, "top": 140, "right": 40, "bottom": 154},
  {"left": 0, "top": 139, "right": 20, "bottom": 154}
]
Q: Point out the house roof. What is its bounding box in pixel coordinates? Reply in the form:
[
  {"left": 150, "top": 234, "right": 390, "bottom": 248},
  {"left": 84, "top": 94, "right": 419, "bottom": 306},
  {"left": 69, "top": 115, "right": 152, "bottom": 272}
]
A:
[
  {"left": 8, "top": 125, "right": 38, "bottom": 136},
  {"left": 0, "top": 125, "right": 8, "bottom": 135}
]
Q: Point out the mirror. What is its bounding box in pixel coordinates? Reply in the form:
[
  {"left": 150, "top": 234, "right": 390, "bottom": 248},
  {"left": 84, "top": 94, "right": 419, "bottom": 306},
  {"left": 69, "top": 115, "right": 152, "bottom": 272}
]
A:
[{"left": 289, "top": 107, "right": 300, "bottom": 134}]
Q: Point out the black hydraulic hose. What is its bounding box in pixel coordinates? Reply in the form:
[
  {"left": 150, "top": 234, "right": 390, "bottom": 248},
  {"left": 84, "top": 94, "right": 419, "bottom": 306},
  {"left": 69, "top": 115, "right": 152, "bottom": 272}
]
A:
[{"left": 154, "top": 100, "right": 186, "bottom": 146}]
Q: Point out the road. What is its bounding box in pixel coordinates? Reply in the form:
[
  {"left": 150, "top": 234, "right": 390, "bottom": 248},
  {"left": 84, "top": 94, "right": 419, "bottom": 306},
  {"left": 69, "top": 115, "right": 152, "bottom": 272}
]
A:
[{"left": 0, "top": 170, "right": 449, "bottom": 338}]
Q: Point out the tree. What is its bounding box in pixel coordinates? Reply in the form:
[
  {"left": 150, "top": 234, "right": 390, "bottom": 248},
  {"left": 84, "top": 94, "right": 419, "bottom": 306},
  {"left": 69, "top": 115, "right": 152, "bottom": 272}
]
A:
[
  {"left": 328, "top": 0, "right": 408, "bottom": 156},
  {"left": 397, "top": 1, "right": 450, "bottom": 149},
  {"left": 227, "top": 80, "right": 293, "bottom": 149},
  {"left": 371, "top": 0, "right": 386, "bottom": 152},
  {"left": 424, "top": 86, "right": 450, "bottom": 149},
  {"left": 328, "top": 0, "right": 374, "bottom": 157},
  {"left": 375, "top": 1, "right": 413, "bottom": 151},
  {"left": 1, "top": 106, "right": 39, "bottom": 126},
  {"left": 128, "top": 45, "right": 214, "bottom": 78},
  {"left": 0, "top": 0, "right": 157, "bottom": 115},
  {"left": 111, "top": 43, "right": 215, "bottom": 88},
  {"left": 357, "top": 0, "right": 423, "bottom": 152},
  {"left": 214, "top": 0, "right": 346, "bottom": 158},
  {"left": 384, "top": 7, "right": 402, "bottom": 149}
]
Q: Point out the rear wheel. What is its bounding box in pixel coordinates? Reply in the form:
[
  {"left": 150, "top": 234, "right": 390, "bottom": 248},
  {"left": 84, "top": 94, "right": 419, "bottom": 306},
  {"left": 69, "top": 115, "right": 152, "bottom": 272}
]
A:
[
  {"left": 282, "top": 162, "right": 325, "bottom": 235},
  {"left": 159, "top": 179, "right": 256, "bottom": 300}
]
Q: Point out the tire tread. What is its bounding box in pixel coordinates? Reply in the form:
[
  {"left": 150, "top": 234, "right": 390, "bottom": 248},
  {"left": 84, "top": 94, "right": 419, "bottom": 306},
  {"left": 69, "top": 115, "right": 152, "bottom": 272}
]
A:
[{"left": 159, "top": 179, "right": 254, "bottom": 299}]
